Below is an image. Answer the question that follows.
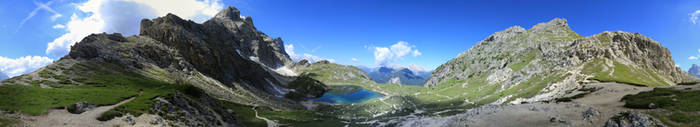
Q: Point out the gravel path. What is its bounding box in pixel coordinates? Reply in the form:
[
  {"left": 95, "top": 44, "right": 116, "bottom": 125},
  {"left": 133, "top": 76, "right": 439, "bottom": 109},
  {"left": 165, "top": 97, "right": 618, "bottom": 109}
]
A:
[
  {"left": 24, "top": 97, "right": 135, "bottom": 127},
  {"left": 397, "top": 82, "right": 659, "bottom": 127}
]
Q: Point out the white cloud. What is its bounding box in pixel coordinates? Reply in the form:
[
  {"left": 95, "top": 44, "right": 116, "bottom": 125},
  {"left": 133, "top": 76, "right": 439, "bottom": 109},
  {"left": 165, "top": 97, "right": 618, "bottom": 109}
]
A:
[
  {"left": 372, "top": 41, "right": 421, "bottom": 66},
  {"left": 52, "top": 24, "right": 65, "bottom": 29},
  {"left": 412, "top": 50, "right": 422, "bottom": 57},
  {"left": 285, "top": 44, "right": 335, "bottom": 63},
  {"left": 46, "top": 0, "right": 223, "bottom": 57},
  {"left": 691, "top": 10, "right": 700, "bottom": 24},
  {"left": 50, "top": 14, "right": 63, "bottom": 21},
  {"left": 690, "top": 49, "right": 700, "bottom": 60},
  {"left": 386, "top": 64, "right": 427, "bottom": 74},
  {"left": 0, "top": 56, "right": 54, "bottom": 77},
  {"left": 352, "top": 58, "right": 359, "bottom": 62}
]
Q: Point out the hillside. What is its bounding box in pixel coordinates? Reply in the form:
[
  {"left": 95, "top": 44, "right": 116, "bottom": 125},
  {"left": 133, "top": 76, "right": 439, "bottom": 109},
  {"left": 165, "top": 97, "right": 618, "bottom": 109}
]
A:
[
  {"left": 0, "top": 7, "right": 328, "bottom": 126},
  {"left": 2, "top": 6, "right": 700, "bottom": 126},
  {"left": 425, "top": 18, "right": 698, "bottom": 104}
]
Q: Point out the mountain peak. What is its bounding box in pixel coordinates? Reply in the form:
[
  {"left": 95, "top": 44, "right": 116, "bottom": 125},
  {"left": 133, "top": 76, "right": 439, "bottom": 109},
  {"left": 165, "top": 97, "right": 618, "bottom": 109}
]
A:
[
  {"left": 214, "top": 6, "right": 242, "bottom": 20},
  {"left": 529, "top": 18, "right": 571, "bottom": 34},
  {"left": 378, "top": 67, "right": 393, "bottom": 73},
  {"left": 690, "top": 64, "right": 700, "bottom": 78}
]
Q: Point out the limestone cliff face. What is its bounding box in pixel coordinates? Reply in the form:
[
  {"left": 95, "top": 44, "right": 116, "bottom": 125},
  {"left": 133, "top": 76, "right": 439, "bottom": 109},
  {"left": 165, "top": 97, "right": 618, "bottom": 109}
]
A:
[
  {"left": 67, "top": 7, "right": 323, "bottom": 110},
  {"left": 426, "top": 18, "right": 697, "bottom": 104}
]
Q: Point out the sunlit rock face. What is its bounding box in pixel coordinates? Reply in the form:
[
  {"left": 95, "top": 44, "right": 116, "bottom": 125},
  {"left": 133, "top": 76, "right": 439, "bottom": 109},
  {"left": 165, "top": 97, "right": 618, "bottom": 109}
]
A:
[{"left": 426, "top": 18, "right": 698, "bottom": 104}]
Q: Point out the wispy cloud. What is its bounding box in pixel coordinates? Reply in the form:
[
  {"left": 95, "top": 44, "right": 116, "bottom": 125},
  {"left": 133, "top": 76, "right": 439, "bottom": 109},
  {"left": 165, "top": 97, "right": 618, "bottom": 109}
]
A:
[
  {"left": 351, "top": 58, "right": 359, "bottom": 62},
  {"left": 689, "top": 49, "right": 700, "bottom": 60},
  {"left": 52, "top": 24, "right": 65, "bottom": 29},
  {"left": 285, "top": 44, "right": 335, "bottom": 63},
  {"left": 310, "top": 46, "right": 321, "bottom": 53},
  {"left": 19, "top": 0, "right": 62, "bottom": 30},
  {"left": 691, "top": 10, "right": 700, "bottom": 24}
]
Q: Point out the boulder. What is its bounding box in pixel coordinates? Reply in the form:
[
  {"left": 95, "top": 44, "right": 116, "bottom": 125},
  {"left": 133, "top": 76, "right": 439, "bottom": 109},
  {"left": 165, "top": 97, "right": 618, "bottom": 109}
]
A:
[{"left": 67, "top": 101, "right": 95, "bottom": 114}]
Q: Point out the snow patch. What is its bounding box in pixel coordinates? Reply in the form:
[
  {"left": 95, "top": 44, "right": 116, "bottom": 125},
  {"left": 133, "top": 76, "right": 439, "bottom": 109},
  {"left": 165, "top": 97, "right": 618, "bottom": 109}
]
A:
[
  {"left": 274, "top": 66, "right": 298, "bottom": 76},
  {"left": 249, "top": 56, "right": 259, "bottom": 62},
  {"left": 264, "top": 78, "right": 291, "bottom": 97}
]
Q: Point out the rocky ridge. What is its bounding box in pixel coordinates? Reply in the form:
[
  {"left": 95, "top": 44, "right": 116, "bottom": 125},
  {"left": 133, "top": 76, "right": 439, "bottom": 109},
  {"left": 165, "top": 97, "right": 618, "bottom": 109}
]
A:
[
  {"left": 425, "top": 18, "right": 698, "bottom": 104},
  {"left": 0, "top": 6, "right": 327, "bottom": 127}
]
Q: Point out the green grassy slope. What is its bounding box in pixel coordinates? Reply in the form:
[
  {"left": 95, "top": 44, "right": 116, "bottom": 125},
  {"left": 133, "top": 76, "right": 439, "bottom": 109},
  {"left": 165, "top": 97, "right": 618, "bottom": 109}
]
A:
[
  {"left": 582, "top": 58, "right": 673, "bottom": 86},
  {"left": 0, "top": 61, "right": 190, "bottom": 121},
  {"left": 623, "top": 87, "right": 700, "bottom": 127}
]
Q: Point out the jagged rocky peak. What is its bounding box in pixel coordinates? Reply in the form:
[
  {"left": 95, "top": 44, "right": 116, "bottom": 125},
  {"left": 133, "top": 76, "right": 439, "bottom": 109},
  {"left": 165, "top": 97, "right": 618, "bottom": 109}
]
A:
[
  {"left": 61, "top": 7, "right": 323, "bottom": 111},
  {"left": 68, "top": 33, "right": 127, "bottom": 60},
  {"left": 139, "top": 7, "right": 292, "bottom": 68},
  {"left": 214, "top": 6, "right": 242, "bottom": 19},
  {"left": 690, "top": 64, "right": 700, "bottom": 78}
]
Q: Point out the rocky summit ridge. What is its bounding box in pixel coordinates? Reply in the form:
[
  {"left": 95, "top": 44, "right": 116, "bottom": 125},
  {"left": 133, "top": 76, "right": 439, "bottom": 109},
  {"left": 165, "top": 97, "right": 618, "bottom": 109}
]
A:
[
  {"left": 690, "top": 64, "right": 700, "bottom": 78},
  {"left": 0, "top": 6, "right": 327, "bottom": 126},
  {"left": 426, "top": 18, "right": 698, "bottom": 104}
]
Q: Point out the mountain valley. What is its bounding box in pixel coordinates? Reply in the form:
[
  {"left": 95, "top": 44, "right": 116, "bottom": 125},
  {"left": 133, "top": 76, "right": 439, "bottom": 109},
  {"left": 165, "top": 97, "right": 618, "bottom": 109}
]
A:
[{"left": 0, "top": 5, "right": 699, "bottom": 127}]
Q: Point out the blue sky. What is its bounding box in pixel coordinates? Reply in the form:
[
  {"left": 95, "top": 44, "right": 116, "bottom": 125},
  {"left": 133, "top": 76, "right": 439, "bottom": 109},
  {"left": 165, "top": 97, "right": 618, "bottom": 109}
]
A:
[{"left": 1, "top": 0, "right": 700, "bottom": 77}]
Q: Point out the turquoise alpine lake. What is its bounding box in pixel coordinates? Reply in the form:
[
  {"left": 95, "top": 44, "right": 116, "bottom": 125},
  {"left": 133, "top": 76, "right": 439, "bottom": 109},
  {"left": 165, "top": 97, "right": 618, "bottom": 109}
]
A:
[{"left": 308, "top": 89, "right": 384, "bottom": 104}]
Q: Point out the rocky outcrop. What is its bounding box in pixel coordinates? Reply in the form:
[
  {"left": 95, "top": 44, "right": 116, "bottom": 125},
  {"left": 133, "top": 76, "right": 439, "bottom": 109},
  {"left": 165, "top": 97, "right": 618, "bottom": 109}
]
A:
[
  {"left": 603, "top": 111, "right": 666, "bottom": 127},
  {"left": 569, "top": 31, "right": 697, "bottom": 84},
  {"left": 690, "top": 64, "right": 700, "bottom": 78},
  {"left": 151, "top": 91, "right": 239, "bottom": 127},
  {"left": 67, "top": 102, "right": 96, "bottom": 114},
  {"left": 425, "top": 18, "right": 698, "bottom": 104}
]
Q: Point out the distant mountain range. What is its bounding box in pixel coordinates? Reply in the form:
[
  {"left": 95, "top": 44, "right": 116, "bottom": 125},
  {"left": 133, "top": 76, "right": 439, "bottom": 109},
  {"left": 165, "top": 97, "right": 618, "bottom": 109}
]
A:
[
  {"left": 690, "top": 64, "right": 700, "bottom": 78},
  {"left": 0, "top": 72, "right": 7, "bottom": 81},
  {"left": 361, "top": 66, "right": 431, "bottom": 86}
]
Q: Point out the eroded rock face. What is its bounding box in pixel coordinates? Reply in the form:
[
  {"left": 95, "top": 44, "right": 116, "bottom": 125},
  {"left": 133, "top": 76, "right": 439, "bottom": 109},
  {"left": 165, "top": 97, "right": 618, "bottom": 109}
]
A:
[
  {"left": 569, "top": 31, "right": 697, "bottom": 84},
  {"left": 603, "top": 111, "right": 666, "bottom": 127},
  {"left": 139, "top": 13, "right": 282, "bottom": 92},
  {"left": 67, "top": 6, "right": 315, "bottom": 104},
  {"left": 425, "top": 18, "right": 698, "bottom": 104},
  {"left": 151, "top": 91, "right": 239, "bottom": 127}
]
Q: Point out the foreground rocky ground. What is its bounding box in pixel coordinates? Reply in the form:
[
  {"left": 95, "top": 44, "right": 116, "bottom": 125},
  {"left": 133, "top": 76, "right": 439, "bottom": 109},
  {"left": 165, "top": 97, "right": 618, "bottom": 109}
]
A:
[{"left": 395, "top": 82, "right": 699, "bottom": 127}]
